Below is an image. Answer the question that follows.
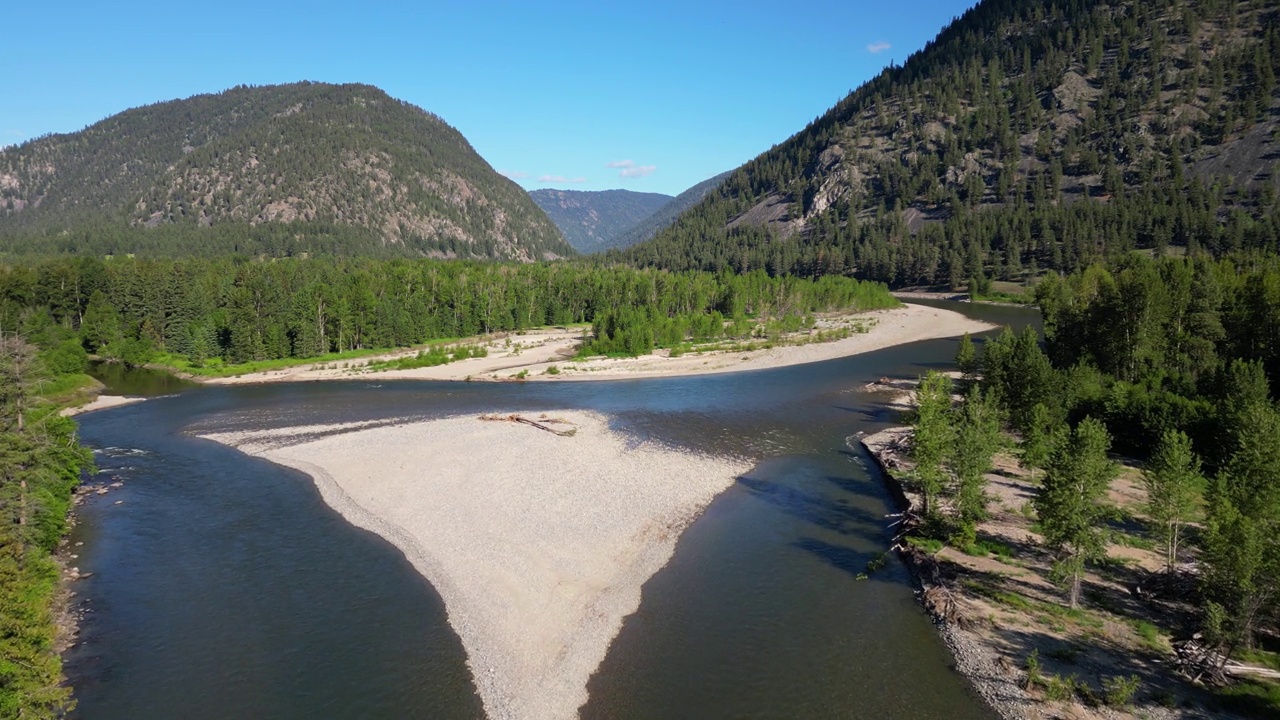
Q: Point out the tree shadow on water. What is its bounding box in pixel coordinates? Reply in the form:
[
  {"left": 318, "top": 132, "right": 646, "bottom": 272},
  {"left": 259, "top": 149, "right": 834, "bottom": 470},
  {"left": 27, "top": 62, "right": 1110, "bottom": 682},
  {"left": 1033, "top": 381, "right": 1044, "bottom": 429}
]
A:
[
  {"left": 829, "top": 404, "right": 893, "bottom": 422},
  {"left": 736, "top": 475, "right": 886, "bottom": 541},
  {"left": 793, "top": 536, "right": 876, "bottom": 578}
]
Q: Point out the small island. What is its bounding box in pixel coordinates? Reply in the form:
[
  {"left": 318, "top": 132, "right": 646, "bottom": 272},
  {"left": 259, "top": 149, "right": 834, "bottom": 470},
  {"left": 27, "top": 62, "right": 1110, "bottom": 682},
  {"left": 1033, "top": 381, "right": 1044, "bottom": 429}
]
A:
[{"left": 200, "top": 411, "right": 750, "bottom": 720}]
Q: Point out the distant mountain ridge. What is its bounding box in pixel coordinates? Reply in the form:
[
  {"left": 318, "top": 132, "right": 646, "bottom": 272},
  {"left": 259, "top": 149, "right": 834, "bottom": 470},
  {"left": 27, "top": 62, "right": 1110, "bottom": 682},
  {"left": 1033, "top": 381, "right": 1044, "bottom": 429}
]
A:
[
  {"left": 528, "top": 188, "right": 671, "bottom": 253},
  {"left": 0, "top": 82, "right": 573, "bottom": 260},
  {"left": 609, "top": 171, "right": 732, "bottom": 251},
  {"left": 529, "top": 172, "right": 731, "bottom": 254}
]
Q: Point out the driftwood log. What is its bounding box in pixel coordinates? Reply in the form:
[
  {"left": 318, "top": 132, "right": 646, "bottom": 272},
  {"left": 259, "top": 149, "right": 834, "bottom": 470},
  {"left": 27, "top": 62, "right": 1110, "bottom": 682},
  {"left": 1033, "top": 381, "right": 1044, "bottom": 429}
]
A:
[
  {"left": 479, "top": 413, "right": 578, "bottom": 437},
  {"left": 1174, "top": 637, "right": 1280, "bottom": 683}
]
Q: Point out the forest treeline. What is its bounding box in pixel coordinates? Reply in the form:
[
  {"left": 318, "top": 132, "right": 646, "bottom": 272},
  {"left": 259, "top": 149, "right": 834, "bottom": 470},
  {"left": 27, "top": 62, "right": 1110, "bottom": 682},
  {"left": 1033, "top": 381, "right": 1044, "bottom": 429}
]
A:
[
  {"left": 617, "top": 175, "right": 1280, "bottom": 287},
  {"left": 1033, "top": 252, "right": 1280, "bottom": 456},
  {"left": 0, "top": 337, "right": 94, "bottom": 717},
  {"left": 907, "top": 251, "right": 1280, "bottom": 708},
  {"left": 1027, "top": 254, "right": 1280, "bottom": 673},
  {"left": 0, "top": 257, "right": 897, "bottom": 368}
]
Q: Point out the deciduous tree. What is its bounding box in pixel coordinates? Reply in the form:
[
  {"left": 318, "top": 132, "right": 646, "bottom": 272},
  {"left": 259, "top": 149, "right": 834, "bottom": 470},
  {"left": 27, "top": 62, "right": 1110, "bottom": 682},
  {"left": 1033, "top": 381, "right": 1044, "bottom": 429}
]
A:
[
  {"left": 1142, "top": 430, "right": 1203, "bottom": 573},
  {"left": 911, "top": 371, "right": 954, "bottom": 518},
  {"left": 1035, "top": 417, "right": 1119, "bottom": 608}
]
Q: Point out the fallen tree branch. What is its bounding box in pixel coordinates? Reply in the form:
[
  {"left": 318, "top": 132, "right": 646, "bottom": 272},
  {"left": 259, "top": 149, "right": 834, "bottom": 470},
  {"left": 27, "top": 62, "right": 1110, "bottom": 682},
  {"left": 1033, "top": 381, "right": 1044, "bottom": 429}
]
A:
[{"left": 479, "top": 413, "right": 578, "bottom": 437}]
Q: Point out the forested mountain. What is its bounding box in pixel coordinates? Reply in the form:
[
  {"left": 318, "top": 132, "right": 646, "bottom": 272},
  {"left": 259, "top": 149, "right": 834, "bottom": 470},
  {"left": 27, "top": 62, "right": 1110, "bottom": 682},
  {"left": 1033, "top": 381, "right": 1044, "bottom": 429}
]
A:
[
  {"left": 618, "top": 0, "right": 1280, "bottom": 286},
  {"left": 0, "top": 82, "right": 572, "bottom": 261},
  {"left": 610, "top": 170, "right": 733, "bottom": 251},
  {"left": 528, "top": 188, "right": 671, "bottom": 253}
]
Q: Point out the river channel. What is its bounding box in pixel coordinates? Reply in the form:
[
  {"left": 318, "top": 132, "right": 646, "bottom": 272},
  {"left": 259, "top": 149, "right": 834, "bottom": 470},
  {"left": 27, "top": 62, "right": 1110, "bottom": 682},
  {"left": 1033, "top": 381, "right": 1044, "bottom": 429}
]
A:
[{"left": 65, "top": 300, "right": 1036, "bottom": 719}]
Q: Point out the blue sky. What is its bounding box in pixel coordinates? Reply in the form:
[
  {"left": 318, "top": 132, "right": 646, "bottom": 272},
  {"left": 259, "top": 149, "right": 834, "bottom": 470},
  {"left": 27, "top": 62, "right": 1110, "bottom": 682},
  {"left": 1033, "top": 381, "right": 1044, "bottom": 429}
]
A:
[{"left": 3, "top": 1, "right": 976, "bottom": 196}]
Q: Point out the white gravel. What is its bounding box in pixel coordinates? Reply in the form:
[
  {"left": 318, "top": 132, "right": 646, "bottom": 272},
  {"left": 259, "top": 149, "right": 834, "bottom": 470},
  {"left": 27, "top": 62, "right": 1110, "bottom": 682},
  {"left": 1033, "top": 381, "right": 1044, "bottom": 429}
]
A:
[
  {"left": 203, "top": 304, "right": 996, "bottom": 385},
  {"left": 200, "top": 411, "right": 751, "bottom": 720},
  {"left": 60, "top": 395, "right": 145, "bottom": 417}
]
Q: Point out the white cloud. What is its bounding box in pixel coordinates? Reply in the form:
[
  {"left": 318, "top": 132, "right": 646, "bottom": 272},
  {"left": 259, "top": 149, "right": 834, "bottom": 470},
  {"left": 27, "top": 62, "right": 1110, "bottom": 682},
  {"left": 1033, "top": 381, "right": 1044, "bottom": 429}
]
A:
[
  {"left": 499, "top": 169, "right": 529, "bottom": 180},
  {"left": 867, "top": 41, "right": 891, "bottom": 53},
  {"left": 537, "top": 174, "right": 587, "bottom": 184},
  {"left": 618, "top": 165, "right": 656, "bottom": 179},
  {"left": 606, "top": 160, "right": 635, "bottom": 168}
]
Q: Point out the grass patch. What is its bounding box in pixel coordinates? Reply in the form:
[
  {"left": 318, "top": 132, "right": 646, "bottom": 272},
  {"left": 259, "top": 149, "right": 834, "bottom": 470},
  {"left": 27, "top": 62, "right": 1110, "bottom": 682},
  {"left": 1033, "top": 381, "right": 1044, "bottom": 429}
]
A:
[
  {"left": 964, "top": 580, "right": 1038, "bottom": 613},
  {"left": 1213, "top": 678, "right": 1280, "bottom": 717},
  {"left": 1239, "top": 648, "right": 1280, "bottom": 672},
  {"left": 35, "top": 372, "right": 99, "bottom": 405},
  {"left": 969, "top": 289, "right": 1036, "bottom": 305},
  {"left": 152, "top": 324, "right": 583, "bottom": 378},
  {"left": 964, "top": 580, "right": 1105, "bottom": 629},
  {"left": 962, "top": 538, "right": 1016, "bottom": 561},
  {"left": 906, "top": 535, "right": 944, "bottom": 553},
  {"left": 365, "top": 343, "right": 487, "bottom": 371},
  {"left": 1045, "top": 645, "right": 1082, "bottom": 663},
  {"left": 153, "top": 344, "right": 448, "bottom": 378},
  {"left": 1131, "top": 619, "right": 1166, "bottom": 652}
]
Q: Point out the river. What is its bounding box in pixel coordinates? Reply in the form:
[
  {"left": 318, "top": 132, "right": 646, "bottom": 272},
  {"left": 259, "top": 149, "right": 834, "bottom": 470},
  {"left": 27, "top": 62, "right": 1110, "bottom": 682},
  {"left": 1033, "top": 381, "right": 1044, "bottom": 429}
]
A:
[{"left": 65, "top": 300, "right": 1037, "bottom": 719}]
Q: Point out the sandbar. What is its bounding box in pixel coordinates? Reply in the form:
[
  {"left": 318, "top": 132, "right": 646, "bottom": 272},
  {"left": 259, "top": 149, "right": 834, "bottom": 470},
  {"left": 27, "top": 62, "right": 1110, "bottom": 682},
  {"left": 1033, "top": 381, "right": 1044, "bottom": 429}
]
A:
[
  {"left": 199, "top": 411, "right": 750, "bottom": 720},
  {"left": 202, "top": 303, "right": 995, "bottom": 385},
  {"left": 60, "top": 395, "right": 145, "bottom": 417}
]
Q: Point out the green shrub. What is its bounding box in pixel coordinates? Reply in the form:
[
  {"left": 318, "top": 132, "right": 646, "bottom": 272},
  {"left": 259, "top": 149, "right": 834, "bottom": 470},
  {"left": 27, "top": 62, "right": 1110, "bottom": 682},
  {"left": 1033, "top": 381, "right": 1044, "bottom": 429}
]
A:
[
  {"left": 1044, "top": 673, "right": 1080, "bottom": 702},
  {"left": 1132, "top": 620, "right": 1163, "bottom": 651},
  {"left": 40, "top": 339, "right": 88, "bottom": 375},
  {"left": 1024, "top": 649, "right": 1043, "bottom": 689},
  {"left": 1102, "top": 674, "right": 1140, "bottom": 707}
]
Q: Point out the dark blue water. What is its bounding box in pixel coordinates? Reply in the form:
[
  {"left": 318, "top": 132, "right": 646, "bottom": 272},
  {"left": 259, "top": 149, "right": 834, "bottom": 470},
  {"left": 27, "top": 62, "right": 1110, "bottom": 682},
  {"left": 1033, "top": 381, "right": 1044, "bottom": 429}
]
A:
[{"left": 66, "top": 301, "right": 1035, "bottom": 719}]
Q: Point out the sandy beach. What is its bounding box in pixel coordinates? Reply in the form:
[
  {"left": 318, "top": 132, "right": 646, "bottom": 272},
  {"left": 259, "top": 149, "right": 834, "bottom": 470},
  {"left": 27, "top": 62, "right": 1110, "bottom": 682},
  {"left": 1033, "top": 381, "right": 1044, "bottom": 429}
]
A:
[
  {"left": 203, "top": 303, "right": 995, "bottom": 386},
  {"left": 199, "top": 411, "right": 750, "bottom": 720},
  {"left": 60, "top": 395, "right": 146, "bottom": 417}
]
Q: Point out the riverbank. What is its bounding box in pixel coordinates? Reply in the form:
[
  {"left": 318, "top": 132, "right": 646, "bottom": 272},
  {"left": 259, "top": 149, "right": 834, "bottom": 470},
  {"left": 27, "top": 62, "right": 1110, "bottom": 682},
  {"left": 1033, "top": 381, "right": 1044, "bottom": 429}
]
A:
[
  {"left": 891, "top": 290, "right": 971, "bottom": 302},
  {"left": 198, "top": 411, "right": 750, "bottom": 720},
  {"left": 859, "top": 423, "right": 1265, "bottom": 720},
  {"left": 860, "top": 427, "right": 1035, "bottom": 720},
  {"left": 199, "top": 303, "right": 995, "bottom": 386},
  {"left": 59, "top": 394, "right": 146, "bottom": 417}
]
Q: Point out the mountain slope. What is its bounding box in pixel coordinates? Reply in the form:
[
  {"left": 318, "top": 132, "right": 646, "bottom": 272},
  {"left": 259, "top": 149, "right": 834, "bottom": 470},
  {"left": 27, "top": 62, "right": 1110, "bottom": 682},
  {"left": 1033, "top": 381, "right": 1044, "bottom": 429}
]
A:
[
  {"left": 620, "top": 0, "right": 1280, "bottom": 285},
  {"left": 528, "top": 188, "right": 671, "bottom": 253},
  {"left": 0, "top": 82, "right": 573, "bottom": 260},
  {"left": 608, "top": 171, "right": 733, "bottom": 252}
]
